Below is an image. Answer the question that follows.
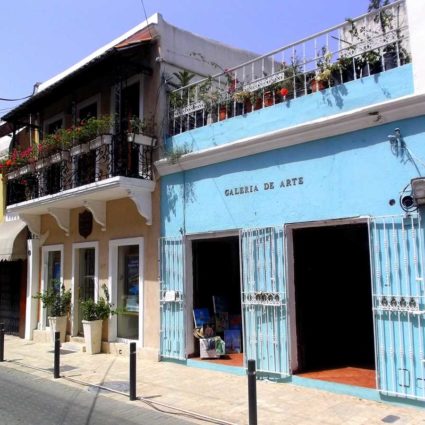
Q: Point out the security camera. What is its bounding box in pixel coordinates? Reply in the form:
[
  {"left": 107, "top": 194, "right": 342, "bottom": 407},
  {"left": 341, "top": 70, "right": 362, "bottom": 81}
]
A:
[{"left": 401, "top": 195, "right": 415, "bottom": 209}]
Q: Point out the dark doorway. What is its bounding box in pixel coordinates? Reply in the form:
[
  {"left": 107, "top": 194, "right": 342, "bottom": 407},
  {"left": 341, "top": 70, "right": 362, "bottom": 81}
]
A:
[
  {"left": 292, "top": 223, "right": 375, "bottom": 385},
  {"left": 191, "top": 236, "right": 243, "bottom": 365},
  {"left": 0, "top": 260, "right": 27, "bottom": 337}
]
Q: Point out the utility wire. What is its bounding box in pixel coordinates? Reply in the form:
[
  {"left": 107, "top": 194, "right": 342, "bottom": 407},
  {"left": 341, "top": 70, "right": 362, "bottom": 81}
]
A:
[
  {"left": 0, "top": 95, "right": 32, "bottom": 102},
  {"left": 139, "top": 0, "right": 153, "bottom": 39}
]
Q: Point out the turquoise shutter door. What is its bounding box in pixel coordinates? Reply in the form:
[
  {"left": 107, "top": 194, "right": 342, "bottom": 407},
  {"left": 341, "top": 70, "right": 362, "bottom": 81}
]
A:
[
  {"left": 240, "top": 226, "right": 290, "bottom": 376},
  {"left": 159, "top": 236, "right": 186, "bottom": 360},
  {"left": 369, "top": 214, "right": 425, "bottom": 400}
]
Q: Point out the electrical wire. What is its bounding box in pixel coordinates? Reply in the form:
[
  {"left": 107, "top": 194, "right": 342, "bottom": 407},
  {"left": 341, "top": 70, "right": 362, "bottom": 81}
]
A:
[
  {"left": 139, "top": 0, "right": 153, "bottom": 39},
  {"left": 0, "top": 95, "right": 32, "bottom": 102}
]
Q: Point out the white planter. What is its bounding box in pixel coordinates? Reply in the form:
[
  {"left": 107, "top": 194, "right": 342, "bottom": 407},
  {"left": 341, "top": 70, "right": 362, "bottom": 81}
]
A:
[
  {"left": 82, "top": 319, "right": 103, "bottom": 354},
  {"left": 128, "top": 133, "right": 156, "bottom": 146},
  {"left": 35, "top": 158, "right": 52, "bottom": 171},
  {"left": 89, "top": 135, "right": 112, "bottom": 150},
  {"left": 48, "top": 315, "right": 67, "bottom": 345},
  {"left": 50, "top": 151, "right": 70, "bottom": 164},
  {"left": 18, "top": 164, "right": 35, "bottom": 176},
  {"left": 6, "top": 170, "right": 19, "bottom": 180},
  {"left": 70, "top": 143, "right": 90, "bottom": 157}
]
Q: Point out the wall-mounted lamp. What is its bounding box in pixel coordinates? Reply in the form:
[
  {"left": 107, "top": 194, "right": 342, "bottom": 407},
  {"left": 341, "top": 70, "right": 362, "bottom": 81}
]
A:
[
  {"left": 388, "top": 128, "right": 404, "bottom": 157},
  {"left": 411, "top": 178, "right": 425, "bottom": 206}
]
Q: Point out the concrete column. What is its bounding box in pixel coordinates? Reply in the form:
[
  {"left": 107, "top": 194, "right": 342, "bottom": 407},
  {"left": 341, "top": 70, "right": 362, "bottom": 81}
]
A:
[
  {"left": 406, "top": 0, "right": 425, "bottom": 94},
  {"left": 24, "top": 238, "right": 40, "bottom": 340}
]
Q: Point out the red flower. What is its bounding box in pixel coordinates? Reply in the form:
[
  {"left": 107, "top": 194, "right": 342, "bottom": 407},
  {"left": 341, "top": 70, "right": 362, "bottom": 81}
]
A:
[
  {"left": 280, "top": 88, "right": 289, "bottom": 97},
  {"left": 6, "top": 159, "right": 12, "bottom": 166}
]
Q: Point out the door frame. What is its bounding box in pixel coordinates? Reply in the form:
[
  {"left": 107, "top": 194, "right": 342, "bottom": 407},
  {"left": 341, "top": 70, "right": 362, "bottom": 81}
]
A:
[
  {"left": 285, "top": 216, "right": 370, "bottom": 373},
  {"left": 108, "top": 237, "right": 144, "bottom": 346},
  {"left": 185, "top": 230, "right": 239, "bottom": 356},
  {"left": 40, "top": 244, "right": 64, "bottom": 330},
  {"left": 71, "top": 241, "right": 99, "bottom": 336}
]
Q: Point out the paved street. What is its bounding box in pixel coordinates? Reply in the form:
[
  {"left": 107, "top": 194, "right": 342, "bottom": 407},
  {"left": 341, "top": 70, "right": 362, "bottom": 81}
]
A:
[
  {"left": 0, "top": 367, "right": 194, "bottom": 425},
  {"left": 2, "top": 336, "right": 425, "bottom": 424}
]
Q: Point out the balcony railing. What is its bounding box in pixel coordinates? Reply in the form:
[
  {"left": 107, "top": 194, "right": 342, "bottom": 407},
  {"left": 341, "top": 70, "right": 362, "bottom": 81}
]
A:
[
  {"left": 168, "top": 0, "right": 410, "bottom": 136},
  {"left": 5, "top": 134, "right": 154, "bottom": 206}
]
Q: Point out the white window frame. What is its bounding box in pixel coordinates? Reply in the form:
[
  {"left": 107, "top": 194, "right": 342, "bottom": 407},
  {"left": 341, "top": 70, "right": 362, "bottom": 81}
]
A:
[
  {"left": 108, "top": 237, "right": 144, "bottom": 346},
  {"left": 76, "top": 94, "right": 101, "bottom": 119},
  {"left": 43, "top": 112, "right": 65, "bottom": 135},
  {"left": 71, "top": 241, "right": 99, "bottom": 336},
  {"left": 39, "top": 244, "right": 64, "bottom": 330},
  {"left": 110, "top": 74, "right": 144, "bottom": 122}
]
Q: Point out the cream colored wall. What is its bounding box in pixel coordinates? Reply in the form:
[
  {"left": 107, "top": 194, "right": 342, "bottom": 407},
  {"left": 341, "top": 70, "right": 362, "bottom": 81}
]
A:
[{"left": 40, "top": 188, "right": 160, "bottom": 352}]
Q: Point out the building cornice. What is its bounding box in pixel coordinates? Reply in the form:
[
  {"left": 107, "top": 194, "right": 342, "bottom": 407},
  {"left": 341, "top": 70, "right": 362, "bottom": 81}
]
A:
[{"left": 155, "top": 93, "right": 425, "bottom": 176}]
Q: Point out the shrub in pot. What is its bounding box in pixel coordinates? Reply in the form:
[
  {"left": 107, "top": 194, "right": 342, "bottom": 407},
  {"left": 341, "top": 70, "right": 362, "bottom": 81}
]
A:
[
  {"left": 80, "top": 285, "right": 114, "bottom": 354},
  {"left": 33, "top": 282, "right": 71, "bottom": 344}
]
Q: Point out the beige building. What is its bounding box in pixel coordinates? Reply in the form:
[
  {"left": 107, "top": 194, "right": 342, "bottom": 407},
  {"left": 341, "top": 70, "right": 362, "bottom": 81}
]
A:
[{"left": 0, "top": 13, "right": 257, "bottom": 357}]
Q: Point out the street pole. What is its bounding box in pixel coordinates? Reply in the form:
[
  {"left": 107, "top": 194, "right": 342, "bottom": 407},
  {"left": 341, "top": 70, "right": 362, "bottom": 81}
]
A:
[
  {"left": 129, "top": 341, "right": 136, "bottom": 401},
  {"left": 247, "top": 359, "right": 257, "bottom": 425},
  {"left": 54, "top": 331, "right": 60, "bottom": 379},
  {"left": 0, "top": 323, "right": 4, "bottom": 362}
]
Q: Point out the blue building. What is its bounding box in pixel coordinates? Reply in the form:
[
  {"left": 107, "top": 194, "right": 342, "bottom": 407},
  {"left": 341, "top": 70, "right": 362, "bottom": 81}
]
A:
[{"left": 156, "top": 0, "right": 425, "bottom": 403}]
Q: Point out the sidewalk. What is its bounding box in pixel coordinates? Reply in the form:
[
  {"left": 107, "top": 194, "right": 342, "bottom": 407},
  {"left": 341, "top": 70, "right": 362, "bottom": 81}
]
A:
[{"left": 2, "top": 335, "right": 425, "bottom": 425}]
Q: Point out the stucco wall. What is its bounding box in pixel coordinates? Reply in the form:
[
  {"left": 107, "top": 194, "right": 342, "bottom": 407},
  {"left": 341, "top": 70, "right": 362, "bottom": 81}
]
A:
[
  {"left": 161, "top": 114, "right": 425, "bottom": 236},
  {"left": 40, "top": 190, "right": 160, "bottom": 352}
]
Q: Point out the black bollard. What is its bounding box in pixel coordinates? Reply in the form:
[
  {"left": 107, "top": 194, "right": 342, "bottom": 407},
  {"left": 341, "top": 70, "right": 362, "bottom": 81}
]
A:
[
  {"left": 0, "top": 323, "right": 4, "bottom": 362},
  {"left": 54, "top": 331, "right": 60, "bottom": 379},
  {"left": 247, "top": 359, "right": 257, "bottom": 425},
  {"left": 129, "top": 342, "right": 136, "bottom": 401}
]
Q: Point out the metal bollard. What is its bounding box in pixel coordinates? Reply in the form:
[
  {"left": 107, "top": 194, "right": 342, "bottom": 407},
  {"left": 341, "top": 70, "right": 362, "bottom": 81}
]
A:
[
  {"left": 247, "top": 359, "right": 258, "bottom": 425},
  {"left": 54, "top": 331, "right": 60, "bottom": 379},
  {"left": 0, "top": 323, "right": 4, "bottom": 362},
  {"left": 129, "top": 342, "right": 137, "bottom": 401}
]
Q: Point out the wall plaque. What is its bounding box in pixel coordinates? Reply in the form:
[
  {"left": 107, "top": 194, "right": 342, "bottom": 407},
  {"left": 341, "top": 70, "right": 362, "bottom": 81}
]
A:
[{"left": 79, "top": 210, "right": 93, "bottom": 239}]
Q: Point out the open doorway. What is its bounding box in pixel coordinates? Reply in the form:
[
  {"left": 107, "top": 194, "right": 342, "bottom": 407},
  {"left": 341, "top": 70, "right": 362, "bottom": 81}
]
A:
[
  {"left": 291, "top": 222, "right": 376, "bottom": 388},
  {"left": 191, "top": 236, "right": 243, "bottom": 366}
]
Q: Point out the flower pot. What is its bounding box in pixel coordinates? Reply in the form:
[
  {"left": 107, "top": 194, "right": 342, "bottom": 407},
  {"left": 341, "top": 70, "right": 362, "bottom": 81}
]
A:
[
  {"left": 48, "top": 315, "right": 67, "bottom": 345},
  {"left": 219, "top": 106, "right": 227, "bottom": 121},
  {"left": 310, "top": 79, "right": 326, "bottom": 92},
  {"left": 82, "top": 319, "right": 103, "bottom": 354},
  {"left": 264, "top": 91, "right": 274, "bottom": 107}
]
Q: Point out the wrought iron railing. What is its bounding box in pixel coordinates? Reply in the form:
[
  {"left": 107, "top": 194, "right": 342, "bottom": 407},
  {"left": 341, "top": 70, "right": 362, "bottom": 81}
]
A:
[
  {"left": 5, "top": 134, "right": 154, "bottom": 206},
  {"left": 168, "top": 0, "right": 410, "bottom": 136}
]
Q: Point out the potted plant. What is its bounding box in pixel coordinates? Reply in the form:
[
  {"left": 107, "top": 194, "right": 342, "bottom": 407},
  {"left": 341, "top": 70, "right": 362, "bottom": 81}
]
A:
[
  {"left": 33, "top": 282, "right": 71, "bottom": 344},
  {"left": 80, "top": 284, "right": 115, "bottom": 354}
]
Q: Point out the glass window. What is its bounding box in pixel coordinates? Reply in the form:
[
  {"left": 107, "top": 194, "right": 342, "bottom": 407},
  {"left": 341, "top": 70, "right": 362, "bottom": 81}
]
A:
[
  {"left": 117, "top": 245, "right": 139, "bottom": 339},
  {"left": 45, "top": 250, "right": 62, "bottom": 326}
]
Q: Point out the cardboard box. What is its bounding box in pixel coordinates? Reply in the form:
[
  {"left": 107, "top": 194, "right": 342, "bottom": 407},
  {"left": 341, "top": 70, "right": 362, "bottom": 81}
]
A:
[{"left": 199, "top": 337, "right": 225, "bottom": 359}]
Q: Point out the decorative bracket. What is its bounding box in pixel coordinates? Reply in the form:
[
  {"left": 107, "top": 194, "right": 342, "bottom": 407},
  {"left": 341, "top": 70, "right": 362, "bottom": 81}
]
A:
[
  {"left": 48, "top": 208, "right": 70, "bottom": 236},
  {"left": 127, "top": 188, "right": 152, "bottom": 225},
  {"left": 84, "top": 200, "right": 106, "bottom": 231},
  {"left": 19, "top": 214, "right": 41, "bottom": 236}
]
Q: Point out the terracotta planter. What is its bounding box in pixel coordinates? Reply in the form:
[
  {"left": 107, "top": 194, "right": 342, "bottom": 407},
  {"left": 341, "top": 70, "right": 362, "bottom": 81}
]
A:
[
  {"left": 82, "top": 319, "right": 103, "bottom": 354},
  {"left": 48, "top": 315, "right": 67, "bottom": 345},
  {"left": 219, "top": 106, "right": 227, "bottom": 121},
  {"left": 264, "top": 91, "right": 274, "bottom": 107},
  {"left": 310, "top": 79, "right": 326, "bottom": 92}
]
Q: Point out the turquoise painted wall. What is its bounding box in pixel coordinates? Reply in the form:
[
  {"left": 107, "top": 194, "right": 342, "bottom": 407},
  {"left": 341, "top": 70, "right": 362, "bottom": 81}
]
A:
[
  {"left": 167, "top": 65, "right": 413, "bottom": 154},
  {"left": 161, "top": 115, "right": 425, "bottom": 237}
]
